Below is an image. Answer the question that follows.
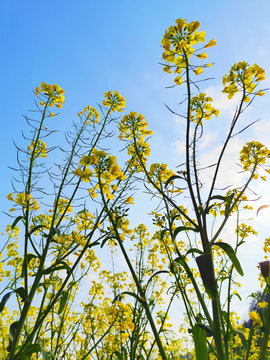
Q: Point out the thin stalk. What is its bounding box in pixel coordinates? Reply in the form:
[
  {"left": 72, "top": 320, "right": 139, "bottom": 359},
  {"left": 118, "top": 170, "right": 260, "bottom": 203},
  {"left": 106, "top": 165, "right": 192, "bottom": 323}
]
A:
[
  {"left": 210, "top": 164, "right": 257, "bottom": 245},
  {"left": 14, "top": 209, "right": 106, "bottom": 356},
  {"left": 99, "top": 176, "right": 168, "bottom": 360},
  {"left": 206, "top": 91, "right": 246, "bottom": 210},
  {"left": 8, "top": 104, "right": 115, "bottom": 358},
  {"left": 182, "top": 49, "right": 209, "bottom": 254},
  {"left": 131, "top": 133, "right": 198, "bottom": 230},
  {"left": 24, "top": 100, "right": 49, "bottom": 295},
  {"left": 259, "top": 289, "right": 270, "bottom": 360}
]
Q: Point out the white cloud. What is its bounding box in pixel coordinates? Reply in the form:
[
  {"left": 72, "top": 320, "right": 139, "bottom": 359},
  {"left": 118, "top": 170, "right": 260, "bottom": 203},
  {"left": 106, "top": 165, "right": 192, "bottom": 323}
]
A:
[
  {"left": 171, "top": 140, "right": 186, "bottom": 155},
  {"left": 199, "top": 137, "right": 246, "bottom": 190},
  {"left": 173, "top": 114, "right": 186, "bottom": 126},
  {"left": 253, "top": 118, "right": 270, "bottom": 148},
  {"left": 199, "top": 131, "right": 218, "bottom": 150}
]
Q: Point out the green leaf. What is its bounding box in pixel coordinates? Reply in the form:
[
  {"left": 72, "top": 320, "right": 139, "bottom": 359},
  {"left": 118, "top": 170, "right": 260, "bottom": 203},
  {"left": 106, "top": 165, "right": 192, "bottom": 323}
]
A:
[
  {"left": 198, "top": 324, "right": 213, "bottom": 337},
  {"left": 225, "top": 194, "right": 234, "bottom": 216},
  {"left": 11, "top": 216, "right": 25, "bottom": 229},
  {"left": 206, "top": 195, "right": 226, "bottom": 213},
  {"left": 21, "top": 253, "right": 39, "bottom": 278},
  {"left": 213, "top": 242, "right": 243, "bottom": 276},
  {"left": 209, "top": 195, "right": 226, "bottom": 201},
  {"left": 138, "top": 356, "right": 145, "bottom": 360},
  {"left": 146, "top": 270, "right": 169, "bottom": 289},
  {"left": 113, "top": 350, "right": 123, "bottom": 360},
  {"left": 186, "top": 248, "right": 204, "bottom": 257},
  {"left": 113, "top": 291, "right": 143, "bottom": 304},
  {"left": 160, "top": 229, "right": 167, "bottom": 241},
  {"left": 58, "top": 290, "right": 69, "bottom": 315},
  {"left": 42, "top": 261, "right": 71, "bottom": 276},
  {"left": 207, "top": 194, "right": 234, "bottom": 216},
  {"left": 174, "top": 226, "right": 198, "bottom": 238},
  {"left": 171, "top": 213, "right": 180, "bottom": 222},
  {"left": 40, "top": 345, "right": 51, "bottom": 360},
  {"left": 170, "top": 256, "right": 188, "bottom": 274},
  {"left": 29, "top": 224, "right": 48, "bottom": 235},
  {"left": 164, "top": 174, "right": 182, "bottom": 188},
  {"left": 56, "top": 261, "right": 72, "bottom": 274},
  {"left": 101, "top": 236, "right": 117, "bottom": 248},
  {"left": 222, "top": 310, "right": 233, "bottom": 333},
  {"left": 0, "top": 291, "right": 13, "bottom": 313},
  {"left": 235, "top": 330, "right": 247, "bottom": 350},
  {"left": 9, "top": 321, "right": 20, "bottom": 342},
  {"left": 20, "top": 343, "right": 41, "bottom": 358},
  {"left": 15, "top": 287, "right": 27, "bottom": 301},
  {"left": 192, "top": 323, "right": 208, "bottom": 360}
]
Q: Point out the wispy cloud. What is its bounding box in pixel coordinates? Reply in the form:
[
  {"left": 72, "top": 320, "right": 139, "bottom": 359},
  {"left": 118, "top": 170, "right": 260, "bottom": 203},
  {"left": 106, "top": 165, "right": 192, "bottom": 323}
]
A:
[{"left": 171, "top": 140, "right": 186, "bottom": 155}]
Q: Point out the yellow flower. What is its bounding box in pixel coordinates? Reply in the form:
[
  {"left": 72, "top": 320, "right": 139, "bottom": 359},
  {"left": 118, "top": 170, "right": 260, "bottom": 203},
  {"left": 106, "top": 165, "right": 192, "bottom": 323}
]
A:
[
  {"left": 102, "top": 91, "right": 125, "bottom": 112},
  {"left": 197, "top": 52, "right": 208, "bottom": 59},
  {"left": 194, "top": 67, "right": 203, "bottom": 75},
  {"left": 35, "top": 87, "right": 40, "bottom": 96},
  {"left": 258, "top": 301, "right": 268, "bottom": 308},
  {"left": 7, "top": 193, "right": 14, "bottom": 201},
  {"left": 204, "top": 39, "right": 216, "bottom": 48},
  {"left": 78, "top": 105, "right": 100, "bottom": 123},
  {"left": 125, "top": 196, "right": 134, "bottom": 204},
  {"left": 174, "top": 76, "right": 183, "bottom": 85},
  {"left": 88, "top": 188, "right": 98, "bottom": 199},
  {"left": 163, "top": 65, "right": 172, "bottom": 73},
  {"left": 37, "top": 82, "right": 65, "bottom": 108},
  {"left": 249, "top": 311, "right": 262, "bottom": 325},
  {"left": 79, "top": 155, "right": 91, "bottom": 166},
  {"left": 106, "top": 193, "right": 114, "bottom": 200}
]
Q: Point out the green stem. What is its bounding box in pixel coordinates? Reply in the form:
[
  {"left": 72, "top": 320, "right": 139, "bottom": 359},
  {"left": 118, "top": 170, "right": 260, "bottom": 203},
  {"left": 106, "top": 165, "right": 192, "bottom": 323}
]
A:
[
  {"left": 7, "top": 104, "right": 115, "bottom": 358},
  {"left": 99, "top": 177, "right": 168, "bottom": 360},
  {"left": 211, "top": 298, "right": 226, "bottom": 360},
  {"left": 259, "top": 289, "right": 270, "bottom": 360}
]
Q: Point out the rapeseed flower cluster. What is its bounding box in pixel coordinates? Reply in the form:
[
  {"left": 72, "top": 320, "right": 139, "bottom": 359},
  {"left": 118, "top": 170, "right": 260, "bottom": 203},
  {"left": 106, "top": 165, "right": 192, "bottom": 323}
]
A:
[
  {"left": 52, "top": 198, "right": 73, "bottom": 215},
  {"left": 7, "top": 192, "right": 39, "bottom": 212},
  {"left": 74, "top": 210, "right": 95, "bottom": 233},
  {"left": 108, "top": 211, "right": 132, "bottom": 241},
  {"left": 223, "top": 61, "right": 265, "bottom": 101},
  {"left": 35, "top": 82, "right": 65, "bottom": 108},
  {"left": 161, "top": 18, "right": 215, "bottom": 83},
  {"left": 78, "top": 105, "right": 100, "bottom": 123},
  {"left": 148, "top": 163, "right": 175, "bottom": 187},
  {"left": 74, "top": 148, "right": 126, "bottom": 200},
  {"left": 119, "top": 112, "right": 153, "bottom": 171},
  {"left": 27, "top": 139, "right": 48, "bottom": 159},
  {"left": 119, "top": 111, "right": 153, "bottom": 140},
  {"left": 102, "top": 91, "right": 125, "bottom": 112},
  {"left": 240, "top": 141, "right": 270, "bottom": 179},
  {"left": 190, "top": 93, "right": 219, "bottom": 123},
  {"left": 236, "top": 223, "right": 257, "bottom": 239}
]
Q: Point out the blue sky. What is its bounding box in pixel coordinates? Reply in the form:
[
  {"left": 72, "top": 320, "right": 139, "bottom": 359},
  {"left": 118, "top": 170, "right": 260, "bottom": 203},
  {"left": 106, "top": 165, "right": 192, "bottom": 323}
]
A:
[
  {"left": 1, "top": 0, "right": 270, "bottom": 190},
  {"left": 2, "top": 0, "right": 270, "bottom": 319}
]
